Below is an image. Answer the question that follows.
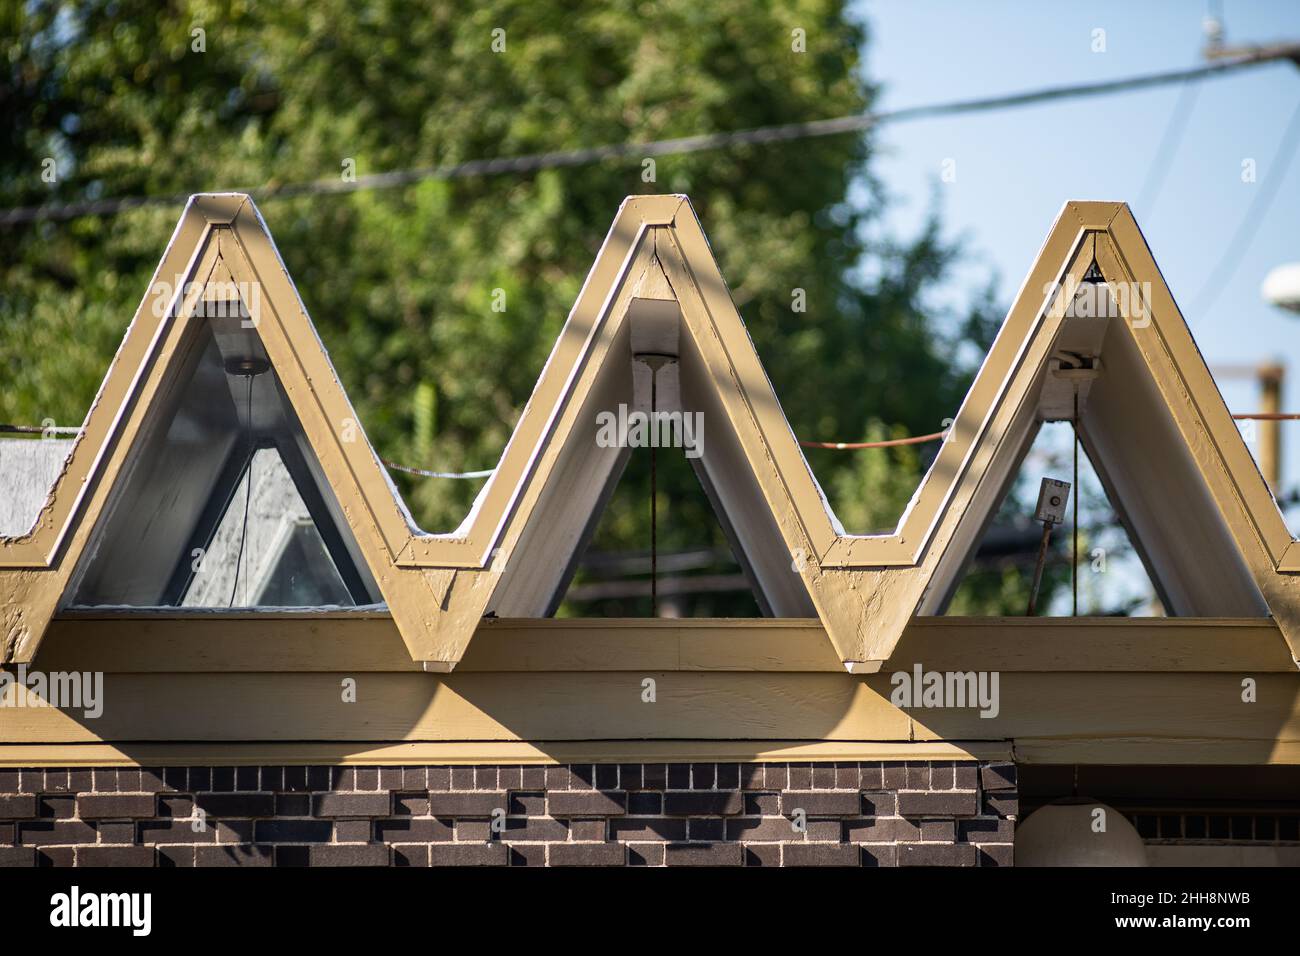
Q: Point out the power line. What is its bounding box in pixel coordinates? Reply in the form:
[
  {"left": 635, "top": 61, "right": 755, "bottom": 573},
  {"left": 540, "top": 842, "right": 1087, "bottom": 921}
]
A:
[
  {"left": 2, "top": 47, "right": 1296, "bottom": 228},
  {"left": 1134, "top": 73, "right": 1203, "bottom": 215},
  {"left": 1190, "top": 97, "right": 1300, "bottom": 318}
]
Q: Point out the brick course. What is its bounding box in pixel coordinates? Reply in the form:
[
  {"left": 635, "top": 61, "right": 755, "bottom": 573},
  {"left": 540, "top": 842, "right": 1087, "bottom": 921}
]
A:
[{"left": 0, "top": 760, "right": 1016, "bottom": 866}]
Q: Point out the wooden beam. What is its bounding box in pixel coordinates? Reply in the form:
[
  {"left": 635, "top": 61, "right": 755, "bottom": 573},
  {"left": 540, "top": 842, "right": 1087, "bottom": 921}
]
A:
[
  {"left": 0, "top": 739, "right": 1009, "bottom": 768},
  {"left": 37, "top": 614, "right": 1299, "bottom": 673}
]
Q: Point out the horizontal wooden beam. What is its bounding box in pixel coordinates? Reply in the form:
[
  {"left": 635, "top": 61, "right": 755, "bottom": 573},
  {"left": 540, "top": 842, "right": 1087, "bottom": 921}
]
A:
[
  {"left": 2, "top": 670, "right": 1297, "bottom": 765},
  {"left": 36, "top": 614, "right": 1300, "bottom": 673},
  {"left": 0, "top": 739, "right": 1009, "bottom": 768}
]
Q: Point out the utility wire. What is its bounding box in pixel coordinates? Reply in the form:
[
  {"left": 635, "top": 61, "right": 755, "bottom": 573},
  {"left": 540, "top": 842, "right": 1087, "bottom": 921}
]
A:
[
  {"left": 2, "top": 48, "right": 1296, "bottom": 227},
  {"left": 1134, "top": 73, "right": 1203, "bottom": 215},
  {"left": 1191, "top": 98, "right": 1300, "bottom": 318}
]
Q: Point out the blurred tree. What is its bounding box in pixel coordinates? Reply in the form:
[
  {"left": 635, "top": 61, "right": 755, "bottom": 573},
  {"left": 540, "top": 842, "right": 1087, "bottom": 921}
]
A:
[{"left": 1, "top": 0, "right": 1022, "bottom": 614}]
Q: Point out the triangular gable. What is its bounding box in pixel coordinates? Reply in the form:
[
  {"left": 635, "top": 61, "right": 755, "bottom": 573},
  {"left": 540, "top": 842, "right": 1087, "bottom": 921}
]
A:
[
  {"left": 5, "top": 196, "right": 1299, "bottom": 674},
  {"left": 0, "top": 194, "right": 447, "bottom": 664},
  {"left": 853, "top": 202, "right": 1300, "bottom": 669}
]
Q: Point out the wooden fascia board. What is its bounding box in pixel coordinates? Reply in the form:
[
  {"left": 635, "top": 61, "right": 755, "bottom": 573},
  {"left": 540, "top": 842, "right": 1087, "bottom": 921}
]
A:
[{"left": 34, "top": 615, "right": 1298, "bottom": 673}]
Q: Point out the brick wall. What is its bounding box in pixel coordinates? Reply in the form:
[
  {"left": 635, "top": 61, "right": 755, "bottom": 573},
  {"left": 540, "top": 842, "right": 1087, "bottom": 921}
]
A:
[{"left": 0, "top": 760, "right": 1018, "bottom": 866}]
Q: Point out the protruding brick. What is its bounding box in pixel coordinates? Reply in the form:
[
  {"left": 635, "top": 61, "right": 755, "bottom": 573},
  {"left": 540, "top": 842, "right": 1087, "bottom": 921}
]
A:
[
  {"left": 981, "top": 762, "right": 1017, "bottom": 791},
  {"left": 78, "top": 846, "right": 155, "bottom": 867},
  {"left": 427, "top": 791, "right": 508, "bottom": 818},
  {"left": 899, "top": 843, "right": 979, "bottom": 867},
  {"left": 664, "top": 842, "right": 744, "bottom": 866},
  {"left": 428, "top": 843, "right": 508, "bottom": 866},
  {"left": 309, "top": 844, "right": 388, "bottom": 866},
  {"left": 784, "top": 843, "right": 859, "bottom": 866},
  {"left": 77, "top": 793, "right": 156, "bottom": 820},
  {"left": 192, "top": 793, "right": 275, "bottom": 817},
  {"left": 897, "top": 790, "right": 980, "bottom": 818},
  {"left": 547, "top": 790, "right": 627, "bottom": 817},
  {"left": 0, "top": 794, "right": 37, "bottom": 819},
  {"left": 312, "top": 792, "right": 392, "bottom": 818},
  {"left": 549, "top": 842, "right": 625, "bottom": 866},
  {"left": 782, "top": 791, "right": 861, "bottom": 816}
]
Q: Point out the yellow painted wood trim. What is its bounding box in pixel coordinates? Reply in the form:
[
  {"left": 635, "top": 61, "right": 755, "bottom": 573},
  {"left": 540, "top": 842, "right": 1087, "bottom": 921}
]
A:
[
  {"left": 0, "top": 739, "right": 1010, "bottom": 768},
  {"left": 34, "top": 615, "right": 1298, "bottom": 673}
]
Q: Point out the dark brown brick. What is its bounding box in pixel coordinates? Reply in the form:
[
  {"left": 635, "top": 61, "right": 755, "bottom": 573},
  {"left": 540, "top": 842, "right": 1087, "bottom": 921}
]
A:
[
  {"left": 861, "top": 844, "right": 898, "bottom": 867},
  {"left": 897, "top": 790, "right": 979, "bottom": 818},
  {"left": 981, "top": 762, "right": 1017, "bottom": 791},
  {"left": 664, "top": 791, "right": 743, "bottom": 816},
  {"left": 725, "top": 816, "right": 801, "bottom": 842},
  {"left": 427, "top": 766, "right": 452, "bottom": 791},
  {"left": 159, "top": 795, "right": 194, "bottom": 818},
  {"left": 782, "top": 791, "right": 861, "bottom": 816},
  {"left": 744, "top": 793, "right": 779, "bottom": 815},
  {"left": 138, "top": 820, "right": 216, "bottom": 844},
  {"left": 428, "top": 843, "right": 508, "bottom": 866},
  {"left": 254, "top": 820, "right": 332, "bottom": 843},
  {"left": 455, "top": 820, "right": 492, "bottom": 842},
  {"left": 78, "top": 846, "right": 155, "bottom": 867},
  {"left": 394, "top": 792, "right": 429, "bottom": 816},
  {"left": 628, "top": 843, "right": 664, "bottom": 866},
  {"left": 313, "top": 792, "right": 391, "bottom": 818},
  {"left": 374, "top": 817, "right": 453, "bottom": 842},
  {"left": 859, "top": 762, "right": 884, "bottom": 790},
  {"left": 276, "top": 794, "right": 311, "bottom": 816},
  {"left": 899, "top": 843, "right": 979, "bottom": 867},
  {"left": 861, "top": 792, "right": 897, "bottom": 815},
  {"left": 739, "top": 764, "right": 765, "bottom": 790},
  {"left": 610, "top": 817, "right": 687, "bottom": 841},
  {"left": 845, "top": 817, "right": 921, "bottom": 843},
  {"left": 627, "top": 792, "right": 662, "bottom": 814},
  {"left": 194, "top": 845, "right": 275, "bottom": 866},
  {"left": 688, "top": 818, "right": 725, "bottom": 841},
  {"left": 38, "top": 795, "right": 74, "bottom": 819},
  {"left": 500, "top": 817, "right": 568, "bottom": 842},
  {"left": 156, "top": 846, "right": 195, "bottom": 867},
  {"left": 664, "top": 842, "right": 744, "bottom": 866},
  {"left": 309, "top": 844, "right": 388, "bottom": 866},
  {"left": 0, "top": 794, "right": 37, "bottom": 819},
  {"left": 20, "top": 820, "right": 97, "bottom": 845},
  {"left": 96, "top": 822, "right": 135, "bottom": 844},
  {"left": 549, "top": 842, "right": 625, "bottom": 866},
  {"left": 690, "top": 763, "right": 715, "bottom": 789},
  {"left": 547, "top": 790, "right": 627, "bottom": 817},
  {"left": 192, "top": 793, "right": 275, "bottom": 817},
  {"left": 785, "top": 843, "right": 859, "bottom": 866},
  {"left": 744, "top": 843, "right": 781, "bottom": 867},
  {"left": 427, "top": 791, "right": 508, "bottom": 818},
  {"left": 333, "top": 820, "right": 373, "bottom": 842},
  {"left": 0, "top": 846, "right": 36, "bottom": 867},
  {"left": 518, "top": 766, "right": 544, "bottom": 790},
  {"left": 985, "top": 792, "right": 1019, "bottom": 819},
  {"left": 919, "top": 819, "right": 957, "bottom": 842},
  {"left": 569, "top": 820, "right": 606, "bottom": 841},
  {"left": 979, "top": 844, "right": 1014, "bottom": 867},
  {"left": 77, "top": 793, "right": 156, "bottom": 820},
  {"left": 959, "top": 819, "right": 1015, "bottom": 844},
  {"left": 392, "top": 844, "right": 429, "bottom": 866}
]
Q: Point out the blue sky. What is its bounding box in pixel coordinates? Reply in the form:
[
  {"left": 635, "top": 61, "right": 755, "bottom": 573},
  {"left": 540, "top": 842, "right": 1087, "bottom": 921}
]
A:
[{"left": 859, "top": 0, "right": 1300, "bottom": 494}]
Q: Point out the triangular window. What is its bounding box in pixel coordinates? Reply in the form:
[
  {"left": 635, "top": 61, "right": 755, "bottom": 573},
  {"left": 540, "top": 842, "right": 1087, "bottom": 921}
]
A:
[{"left": 67, "top": 272, "right": 378, "bottom": 609}]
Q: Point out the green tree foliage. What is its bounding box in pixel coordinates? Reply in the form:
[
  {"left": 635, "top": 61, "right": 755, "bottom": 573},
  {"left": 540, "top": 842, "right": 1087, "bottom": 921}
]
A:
[{"left": 2, "top": 0, "right": 1021, "bottom": 614}]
